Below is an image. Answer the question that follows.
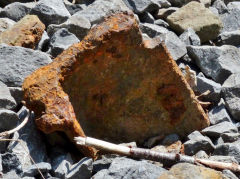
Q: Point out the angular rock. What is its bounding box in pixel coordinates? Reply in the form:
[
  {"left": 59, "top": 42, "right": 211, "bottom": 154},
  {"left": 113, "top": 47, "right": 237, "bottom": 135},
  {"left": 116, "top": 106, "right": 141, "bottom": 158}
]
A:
[
  {"left": 0, "top": 2, "right": 34, "bottom": 22},
  {"left": 2, "top": 170, "right": 21, "bottom": 179},
  {"left": 222, "top": 73, "right": 240, "bottom": 120},
  {"left": 156, "top": 0, "right": 171, "bottom": 8},
  {"left": 72, "top": 0, "right": 130, "bottom": 25},
  {"left": 1, "top": 152, "right": 22, "bottom": 174},
  {"left": 49, "top": 28, "right": 80, "bottom": 57},
  {"left": 0, "top": 17, "right": 15, "bottom": 33},
  {"left": 179, "top": 28, "right": 201, "bottom": 46},
  {"left": 221, "top": 132, "right": 240, "bottom": 143},
  {"left": 139, "top": 12, "right": 155, "bottom": 24},
  {"left": 64, "top": 3, "right": 86, "bottom": 15},
  {"left": 23, "top": 162, "right": 51, "bottom": 177},
  {"left": 184, "top": 131, "right": 215, "bottom": 155},
  {"left": 196, "top": 76, "right": 221, "bottom": 103},
  {"left": 0, "top": 15, "right": 45, "bottom": 49},
  {"left": 227, "top": 2, "right": 240, "bottom": 10},
  {"left": 208, "top": 103, "right": 232, "bottom": 125},
  {"left": 0, "top": 81, "right": 16, "bottom": 110},
  {"left": 187, "top": 45, "right": 240, "bottom": 84},
  {"left": 155, "top": 7, "right": 178, "bottom": 20},
  {"left": 0, "top": 109, "right": 18, "bottom": 132},
  {"left": 30, "top": 0, "right": 70, "bottom": 27},
  {"left": 8, "top": 106, "right": 48, "bottom": 171},
  {"left": 167, "top": 2, "right": 223, "bottom": 43},
  {"left": 154, "top": 19, "right": 169, "bottom": 28},
  {"left": 161, "top": 133, "right": 179, "bottom": 145},
  {"left": 36, "top": 31, "right": 50, "bottom": 51},
  {"left": 209, "top": 155, "right": 239, "bottom": 164},
  {"left": 159, "top": 31, "right": 187, "bottom": 61},
  {"left": 213, "top": 141, "right": 240, "bottom": 163},
  {"left": 195, "top": 150, "right": 208, "bottom": 159},
  {"left": 213, "top": 0, "right": 228, "bottom": 14},
  {"left": 217, "top": 30, "right": 240, "bottom": 46},
  {"left": 8, "top": 87, "right": 23, "bottom": 105},
  {"left": 158, "top": 163, "right": 226, "bottom": 179},
  {"left": 123, "top": 0, "right": 160, "bottom": 14},
  {"left": 202, "top": 121, "right": 238, "bottom": 138},
  {"left": 93, "top": 157, "right": 166, "bottom": 179},
  {"left": 139, "top": 23, "right": 169, "bottom": 38},
  {"left": 47, "top": 13, "right": 91, "bottom": 40},
  {"left": 220, "top": 9, "right": 240, "bottom": 32},
  {"left": 23, "top": 12, "right": 209, "bottom": 158},
  {"left": 222, "top": 169, "right": 238, "bottom": 179},
  {"left": 92, "top": 155, "right": 116, "bottom": 174},
  {"left": 0, "top": 45, "right": 52, "bottom": 87}
]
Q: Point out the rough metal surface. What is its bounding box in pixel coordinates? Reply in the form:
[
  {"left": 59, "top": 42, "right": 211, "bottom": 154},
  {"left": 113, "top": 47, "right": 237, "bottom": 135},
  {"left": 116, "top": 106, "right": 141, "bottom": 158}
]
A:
[
  {"left": 0, "top": 15, "right": 45, "bottom": 49},
  {"left": 23, "top": 12, "right": 209, "bottom": 158}
]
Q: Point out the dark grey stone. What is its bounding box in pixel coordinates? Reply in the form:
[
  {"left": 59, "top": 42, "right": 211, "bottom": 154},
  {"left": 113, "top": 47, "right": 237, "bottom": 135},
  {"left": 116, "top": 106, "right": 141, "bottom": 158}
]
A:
[
  {"left": 0, "top": 45, "right": 52, "bottom": 87},
  {"left": 179, "top": 28, "right": 201, "bottom": 46},
  {"left": 49, "top": 28, "right": 79, "bottom": 57},
  {"left": 217, "top": 30, "right": 240, "bottom": 46},
  {"left": 0, "top": 17, "right": 15, "bottom": 33},
  {"left": 209, "top": 155, "right": 238, "bottom": 164},
  {"left": 187, "top": 45, "right": 240, "bottom": 84},
  {"left": 92, "top": 157, "right": 166, "bottom": 179},
  {"left": 208, "top": 103, "right": 232, "bottom": 125},
  {"left": 93, "top": 155, "right": 117, "bottom": 174},
  {"left": 36, "top": 31, "right": 50, "bottom": 52},
  {"left": 154, "top": 19, "right": 169, "bottom": 28},
  {"left": 8, "top": 107, "right": 48, "bottom": 171},
  {"left": 202, "top": 121, "right": 238, "bottom": 138},
  {"left": 65, "top": 157, "right": 93, "bottom": 179},
  {"left": 155, "top": 0, "right": 171, "bottom": 8},
  {"left": 222, "top": 169, "right": 238, "bottom": 179},
  {"left": 0, "top": 81, "right": 16, "bottom": 110},
  {"left": 64, "top": 3, "right": 86, "bottom": 15},
  {"left": 140, "top": 23, "right": 169, "bottom": 38},
  {"left": 222, "top": 73, "right": 240, "bottom": 121},
  {"left": 161, "top": 133, "right": 179, "bottom": 146},
  {"left": 212, "top": 0, "right": 228, "bottom": 14},
  {"left": 184, "top": 131, "right": 215, "bottom": 155},
  {"left": 47, "top": 12, "right": 90, "bottom": 40},
  {"left": 139, "top": 12, "right": 155, "bottom": 23},
  {"left": 123, "top": 0, "right": 160, "bottom": 14},
  {"left": 1, "top": 152, "right": 22, "bottom": 174},
  {"left": 23, "top": 162, "right": 51, "bottom": 177},
  {"left": 221, "top": 132, "right": 240, "bottom": 143},
  {"left": 30, "top": 0, "right": 71, "bottom": 26},
  {"left": 0, "top": 2, "right": 34, "bottom": 22},
  {"left": 0, "top": 109, "right": 18, "bottom": 132},
  {"left": 160, "top": 31, "right": 187, "bottom": 61},
  {"left": 220, "top": 9, "right": 240, "bottom": 32},
  {"left": 8, "top": 87, "right": 23, "bottom": 105}
]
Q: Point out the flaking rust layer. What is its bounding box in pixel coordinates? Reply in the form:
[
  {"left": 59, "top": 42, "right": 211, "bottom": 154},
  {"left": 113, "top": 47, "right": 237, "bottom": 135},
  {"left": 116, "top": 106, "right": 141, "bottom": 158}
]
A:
[{"left": 23, "top": 12, "right": 209, "bottom": 158}]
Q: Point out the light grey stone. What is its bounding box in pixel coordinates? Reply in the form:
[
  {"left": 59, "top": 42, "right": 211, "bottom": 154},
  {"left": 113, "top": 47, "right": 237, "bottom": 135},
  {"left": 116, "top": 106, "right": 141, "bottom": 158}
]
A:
[
  {"left": 49, "top": 28, "right": 79, "bottom": 57},
  {"left": 36, "top": 31, "right": 50, "bottom": 51},
  {"left": 187, "top": 45, "right": 240, "bottom": 84},
  {"left": 220, "top": 8, "right": 240, "bottom": 32},
  {"left": 208, "top": 103, "right": 232, "bottom": 125},
  {"left": 209, "top": 7, "right": 219, "bottom": 16},
  {"left": 227, "top": 1, "right": 240, "bottom": 10},
  {"left": 202, "top": 121, "right": 238, "bottom": 138},
  {"left": 23, "top": 162, "right": 51, "bottom": 177},
  {"left": 2, "top": 170, "right": 20, "bottom": 179},
  {"left": 154, "top": 19, "right": 169, "bottom": 28},
  {"left": 209, "top": 155, "right": 238, "bottom": 164},
  {"left": 179, "top": 28, "right": 201, "bottom": 46},
  {"left": 93, "top": 154, "right": 117, "bottom": 174},
  {"left": 0, "top": 109, "right": 18, "bottom": 132},
  {"left": 222, "top": 169, "right": 238, "bottom": 179},
  {"left": 217, "top": 30, "right": 240, "bottom": 46},
  {"left": 0, "top": 45, "right": 52, "bottom": 87},
  {"left": 195, "top": 150, "right": 208, "bottom": 159},
  {"left": 8, "top": 87, "right": 23, "bottom": 105},
  {"left": 196, "top": 76, "right": 221, "bottom": 103},
  {"left": 123, "top": 0, "right": 160, "bottom": 14},
  {"left": 212, "top": 0, "right": 228, "bottom": 14},
  {"left": 0, "top": 17, "right": 15, "bottom": 33},
  {"left": 0, "top": 81, "right": 16, "bottom": 109},
  {"left": 65, "top": 3, "right": 86, "bottom": 15},
  {"left": 30, "top": 0, "right": 71, "bottom": 26},
  {"left": 140, "top": 23, "right": 169, "bottom": 38}
]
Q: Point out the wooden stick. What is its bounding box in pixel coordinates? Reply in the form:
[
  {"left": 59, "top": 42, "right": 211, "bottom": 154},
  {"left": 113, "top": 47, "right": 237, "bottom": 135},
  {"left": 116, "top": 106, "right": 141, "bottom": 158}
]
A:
[{"left": 75, "top": 136, "right": 240, "bottom": 172}]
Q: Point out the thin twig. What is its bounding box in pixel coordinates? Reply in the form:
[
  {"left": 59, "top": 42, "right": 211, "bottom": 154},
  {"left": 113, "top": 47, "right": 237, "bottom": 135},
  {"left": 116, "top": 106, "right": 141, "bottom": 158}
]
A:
[{"left": 75, "top": 136, "right": 240, "bottom": 172}]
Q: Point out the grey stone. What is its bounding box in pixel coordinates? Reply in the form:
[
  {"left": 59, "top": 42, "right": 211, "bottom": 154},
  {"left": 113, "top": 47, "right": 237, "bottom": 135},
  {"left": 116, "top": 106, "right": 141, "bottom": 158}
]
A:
[
  {"left": 92, "top": 157, "right": 166, "bottom": 179},
  {"left": 0, "top": 45, "right": 52, "bottom": 87},
  {"left": 196, "top": 76, "right": 221, "bottom": 103},
  {"left": 139, "top": 12, "right": 155, "bottom": 23},
  {"left": 47, "top": 12, "right": 91, "bottom": 40},
  {"left": 209, "top": 7, "right": 220, "bottom": 16},
  {"left": 2, "top": 152, "right": 22, "bottom": 174},
  {"left": 0, "top": 81, "right": 16, "bottom": 109},
  {"left": 36, "top": 31, "right": 50, "bottom": 51},
  {"left": 160, "top": 31, "right": 187, "bottom": 61},
  {"left": 8, "top": 87, "right": 23, "bottom": 105},
  {"left": 213, "top": 141, "right": 240, "bottom": 163},
  {"left": 0, "top": 17, "right": 15, "bottom": 33},
  {"left": 208, "top": 103, "right": 232, "bottom": 125},
  {"left": 0, "top": 155, "right": 2, "bottom": 172},
  {"left": 187, "top": 45, "right": 240, "bottom": 84},
  {"left": 8, "top": 107, "right": 48, "bottom": 171},
  {"left": 222, "top": 73, "right": 240, "bottom": 120},
  {"left": 93, "top": 155, "right": 116, "bottom": 174},
  {"left": 154, "top": 19, "right": 169, "bottom": 28},
  {"left": 222, "top": 169, "right": 238, "bottom": 179},
  {"left": 65, "top": 3, "right": 86, "bottom": 15},
  {"left": 2, "top": 170, "right": 20, "bottom": 179},
  {"left": 227, "top": 2, "right": 240, "bottom": 10},
  {"left": 123, "top": 0, "right": 160, "bottom": 14},
  {"left": 0, "top": 2, "right": 33, "bottom": 22},
  {"left": 49, "top": 28, "right": 79, "bottom": 57},
  {"left": 202, "top": 121, "right": 238, "bottom": 138},
  {"left": 66, "top": 157, "right": 93, "bottom": 179},
  {"left": 156, "top": 0, "right": 171, "bottom": 7},
  {"left": 216, "top": 137, "right": 225, "bottom": 145},
  {"left": 209, "top": 155, "right": 239, "bottom": 164},
  {"left": 155, "top": 7, "right": 178, "bottom": 20},
  {"left": 195, "top": 150, "right": 208, "bottom": 159},
  {"left": 23, "top": 162, "right": 51, "bottom": 177},
  {"left": 140, "top": 23, "right": 169, "bottom": 38},
  {"left": 221, "top": 132, "right": 240, "bottom": 142},
  {"left": 217, "top": 30, "right": 240, "bottom": 46},
  {"left": 0, "top": 109, "right": 18, "bottom": 132},
  {"left": 212, "top": 0, "right": 228, "bottom": 14},
  {"left": 30, "top": 0, "right": 71, "bottom": 26},
  {"left": 220, "top": 9, "right": 240, "bottom": 32},
  {"left": 73, "top": 0, "right": 130, "bottom": 25},
  {"left": 179, "top": 28, "right": 201, "bottom": 46},
  {"left": 161, "top": 134, "right": 179, "bottom": 146},
  {"left": 184, "top": 131, "right": 215, "bottom": 155}
]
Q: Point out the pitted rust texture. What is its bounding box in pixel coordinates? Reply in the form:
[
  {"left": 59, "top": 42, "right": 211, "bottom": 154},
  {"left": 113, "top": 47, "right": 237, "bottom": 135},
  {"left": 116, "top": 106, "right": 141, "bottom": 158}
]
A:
[
  {"left": 23, "top": 12, "right": 209, "bottom": 158},
  {"left": 0, "top": 15, "right": 45, "bottom": 49}
]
